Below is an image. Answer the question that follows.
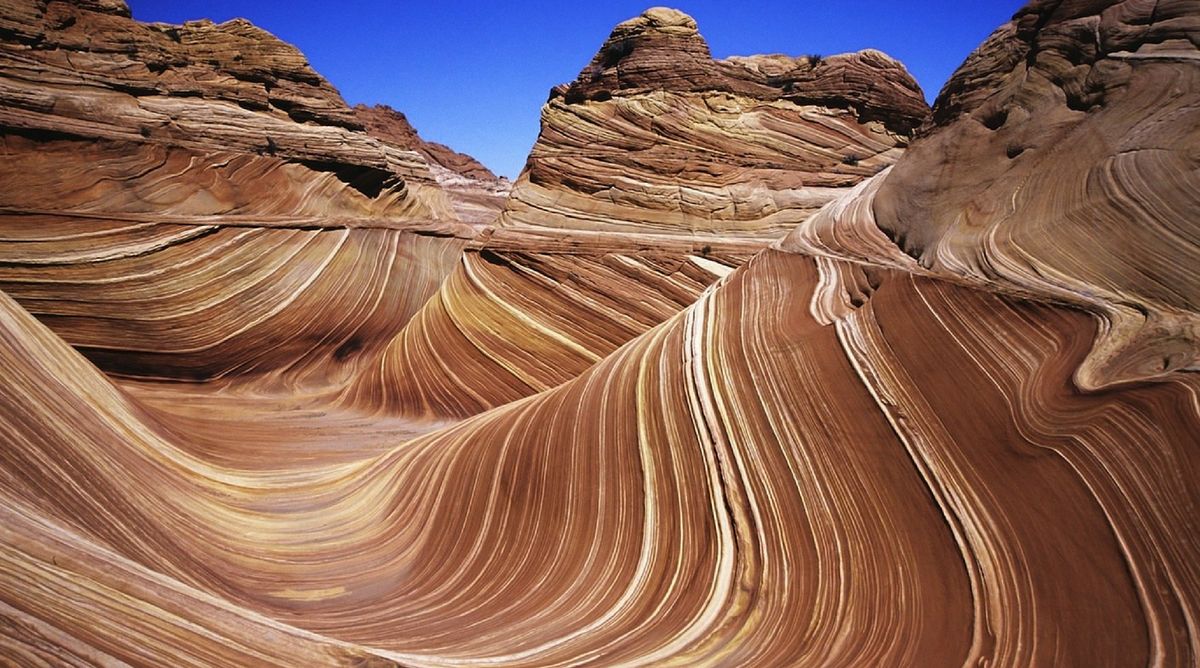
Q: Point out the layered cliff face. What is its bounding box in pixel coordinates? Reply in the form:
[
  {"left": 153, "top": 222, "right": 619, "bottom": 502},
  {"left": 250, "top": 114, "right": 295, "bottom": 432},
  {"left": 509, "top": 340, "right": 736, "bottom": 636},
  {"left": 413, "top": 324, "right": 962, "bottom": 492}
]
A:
[
  {"left": 0, "top": 0, "right": 474, "bottom": 383},
  {"left": 0, "top": 0, "right": 457, "bottom": 218},
  {"left": 499, "top": 7, "right": 930, "bottom": 238},
  {"left": 784, "top": 0, "right": 1200, "bottom": 389},
  {"left": 1, "top": 1, "right": 1199, "bottom": 666},
  {"left": 354, "top": 103, "right": 512, "bottom": 225}
]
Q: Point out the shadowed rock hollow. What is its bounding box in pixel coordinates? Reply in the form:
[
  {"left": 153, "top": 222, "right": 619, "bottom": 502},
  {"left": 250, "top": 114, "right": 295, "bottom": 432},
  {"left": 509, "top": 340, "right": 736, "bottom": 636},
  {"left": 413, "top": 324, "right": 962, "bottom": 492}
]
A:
[{"left": 353, "top": 103, "right": 512, "bottom": 225}]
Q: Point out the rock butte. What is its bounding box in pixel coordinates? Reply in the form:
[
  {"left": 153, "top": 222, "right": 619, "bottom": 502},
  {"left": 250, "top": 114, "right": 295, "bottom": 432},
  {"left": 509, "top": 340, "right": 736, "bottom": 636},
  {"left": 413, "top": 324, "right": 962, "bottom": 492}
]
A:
[
  {"left": 0, "top": 0, "right": 1197, "bottom": 666},
  {"left": 500, "top": 6, "right": 929, "bottom": 239}
]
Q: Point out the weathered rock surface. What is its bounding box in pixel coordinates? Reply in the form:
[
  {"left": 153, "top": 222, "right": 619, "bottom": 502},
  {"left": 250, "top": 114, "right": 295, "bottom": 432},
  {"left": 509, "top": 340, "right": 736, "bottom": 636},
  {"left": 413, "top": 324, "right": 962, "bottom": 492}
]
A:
[
  {"left": 0, "top": 0, "right": 473, "bottom": 382},
  {"left": 354, "top": 103, "right": 512, "bottom": 225},
  {"left": 2, "top": 236, "right": 1197, "bottom": 666},
  {"left": 342, "top": 7, "right": 931, "bottom": 419},
  {"left": 499, "top": 7, "right": 930, "bottom": 238},
  {"left": 784, "top": 0, "right": 1200, "bottom": 389},
  {"left": 342, "top": 246, "right": 749, "bottom": 417},
  {"left": 0, "top": 0, "right": 455, "bottom": 212},
  {"left": 0, "top": 1, "right": 1198, "bottom": 667}
]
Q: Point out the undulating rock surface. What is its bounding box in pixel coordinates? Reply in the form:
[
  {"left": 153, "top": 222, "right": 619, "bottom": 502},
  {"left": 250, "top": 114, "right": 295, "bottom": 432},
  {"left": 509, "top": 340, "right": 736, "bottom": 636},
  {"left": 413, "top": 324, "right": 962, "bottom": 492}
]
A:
[
  {"left": 1, "top": 1, "right": 1198, "bottom": 666},
  {"left": 342, "top": 245, "right": 750, "bottom": 418},
  {"left": 0, "top": 0, "right": 476, "bottom": 383},
  {"left": 342, "top": 6, "right": 934, "bottom": 419},
  {"left": 354, "top": 103, "right": 512, "bottom": 225},
  {"left": 499, "top": 7, "right": 930, "bottom": 238},
  {"left": 784, "top": 0, "right": 1200, "bottom": 389}
]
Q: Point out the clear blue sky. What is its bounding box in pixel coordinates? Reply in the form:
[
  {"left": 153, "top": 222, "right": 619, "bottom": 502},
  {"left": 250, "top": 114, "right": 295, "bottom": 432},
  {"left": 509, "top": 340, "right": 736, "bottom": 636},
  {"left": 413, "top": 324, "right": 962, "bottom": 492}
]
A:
[{"left": 127, "top": 1, "right": 1025, "bottom": 178}]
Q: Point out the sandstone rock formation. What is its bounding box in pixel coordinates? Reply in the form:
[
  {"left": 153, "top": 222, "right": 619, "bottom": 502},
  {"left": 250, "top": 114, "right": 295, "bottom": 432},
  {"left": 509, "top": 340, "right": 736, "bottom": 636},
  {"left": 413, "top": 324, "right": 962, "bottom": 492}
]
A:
[
  {"left": 354, "top": 103, "right": 512, "bottom": 225},
  {"left": 0, "top": 0, "right": 476, "bottom": 383},
  {"left": 784, "top": 0, "right": 1200, "bottom": 389},
  {"left": 0, "top": 0, "right": 454, "bottom": 216},
  {"left": 0, "top": 0, "right": 1198, "bottom": 666},
  {"left": 339, "top": 7, "right": 936, "bottom": 419},
  {"left": 342, "top": 245, "right": 750, "bottom": 417},
  {"left": 499, "top": 7, "right": 930, "bottom": 238}
]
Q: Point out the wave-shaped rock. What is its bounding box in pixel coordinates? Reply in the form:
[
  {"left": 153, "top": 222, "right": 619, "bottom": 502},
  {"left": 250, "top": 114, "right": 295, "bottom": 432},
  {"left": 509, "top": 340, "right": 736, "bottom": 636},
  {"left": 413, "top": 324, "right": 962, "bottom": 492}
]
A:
[
  {"left": 0, "top": 1, "right": 1197, "bottom": 666},
  {"left": 2, "top": 243, "right": 1197, "bottom": 665},
  {"left": 782, "top": 0, "right": 1200, "bottom": 389},
  {"left": 0, "top": 0, "right": 475, "bottom": 382},
  {"left": 342, "top": 245, "right": 748, "bottom": 417}
]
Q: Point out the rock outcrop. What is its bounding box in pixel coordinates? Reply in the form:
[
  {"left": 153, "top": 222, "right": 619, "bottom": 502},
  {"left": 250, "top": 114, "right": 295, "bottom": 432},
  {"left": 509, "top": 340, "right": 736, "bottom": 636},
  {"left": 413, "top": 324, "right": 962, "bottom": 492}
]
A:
[
  {"left": 499, "top": 7, "right": 930, "bottom": 238},
  {"left": 0, "top": 0, "right": 472, "bottom": 383},
  {"left": 340, "top": 7, "right": 932, "bottom": 420},
  {"left": 0, "top": 0, "right": 456, "bottom": 217},
  {"left": 354, "top": 103, "right": 512, "bottom": 225},
  {"left": 0, "top": 1, "right": 1198, "bottom": 666},
  {"left": 784, "top": 0, "right": 1200, "bottom": 389}
]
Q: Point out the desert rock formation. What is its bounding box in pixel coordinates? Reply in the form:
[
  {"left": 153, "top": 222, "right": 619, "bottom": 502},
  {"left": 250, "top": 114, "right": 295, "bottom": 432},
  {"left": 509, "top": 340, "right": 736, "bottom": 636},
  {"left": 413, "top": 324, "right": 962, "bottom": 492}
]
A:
[
  {"left": 342, "top": 6, "right": 940, "bottom": 418},
  {"left": 342, "top": 245, "right": 751, "bottom": 417},
  {"left": 0, "top": 1, "right": 1198, "bottom": 666},
  {"left": 0, "top": 0, "right": 478, "bottom": 383},
  {"left": 354, "top": 103, "right": 512, "bottom": 225},
  {"left": 784, "top": 0, "right": 1200, "bottom": 389},
  {"left": 500, "top": 7, "right": 929, "bottom": 238}
]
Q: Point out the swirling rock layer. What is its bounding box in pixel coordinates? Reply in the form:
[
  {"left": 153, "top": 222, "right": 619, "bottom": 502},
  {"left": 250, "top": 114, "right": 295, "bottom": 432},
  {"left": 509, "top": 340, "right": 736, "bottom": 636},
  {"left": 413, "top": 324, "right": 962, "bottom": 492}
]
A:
[
  {"left": 344, "top": 244, "right": 748, "bottom": 417},
  {"left": 0, "top": 212, "right": 465, "bottom": 383},
  {"left": 1, "top": 1, "right": 1199, "bottom": 666},
  {"left": 499, "top": 7, "right": 930, "bottom": 238},
  {"left": 2, "top": 247, "right": 1198, "bottom": 665},
  {"left": 859, "top": 0, "right": 1200, "bottom": 388},
  {"left": 0, "top": 0, "right": 482, "bottom": 381}
]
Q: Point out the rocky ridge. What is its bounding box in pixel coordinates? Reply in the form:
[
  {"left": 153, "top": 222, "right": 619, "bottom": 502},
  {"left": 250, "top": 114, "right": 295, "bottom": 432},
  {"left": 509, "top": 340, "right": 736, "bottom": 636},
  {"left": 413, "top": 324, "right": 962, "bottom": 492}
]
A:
[
  {"left": 354, "top": 103, "right": 512, "bottom": 225},
  {"left": 786, "top": 0, "right": 1200, "bottom": 389},
  {"left": 499, "top": 6, "right": 930, "bottom": 238},
  {"left": 0, "top": 0, "right": 459, "bottom": 219},
  {"left": 0, "top": 0, "right": 481, "bottom": 382}
]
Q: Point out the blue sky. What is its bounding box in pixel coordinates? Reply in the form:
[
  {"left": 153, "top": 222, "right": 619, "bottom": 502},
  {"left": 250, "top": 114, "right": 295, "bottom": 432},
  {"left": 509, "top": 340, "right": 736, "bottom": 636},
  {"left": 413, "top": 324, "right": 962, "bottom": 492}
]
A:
[{"left": 127, "top": 1, "right": 1026, "bottom": 178}]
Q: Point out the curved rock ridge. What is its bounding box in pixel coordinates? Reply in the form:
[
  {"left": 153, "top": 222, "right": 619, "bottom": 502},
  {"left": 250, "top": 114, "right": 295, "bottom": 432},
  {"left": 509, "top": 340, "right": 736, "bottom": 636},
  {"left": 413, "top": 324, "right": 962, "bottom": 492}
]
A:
[
  {"left": 782, "top": 0, "right": 1200, "bottom": 389},
  {"left": 0, "top": 288, "right": 467, "bottom": 667},
  {"left": 2, "top": 246, "right": 1198, "bottom": 665},
  {"left": 340, "top": 218, "right": 773, "bottom": 420},
  {"left": 0, "top": 217, "right": 467, "bottom": 383},
  {"left": 498, "top": 7, "right": 931, "bottom": 239},
  {"left": 342, "top": 245, "right": 749, "bottom": 418},
  {"left": 0, "top": 0, "right": 480, "bottom": 382},
  {"left": 354, "top": 103, "right": 513, "bottom": 225}
]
